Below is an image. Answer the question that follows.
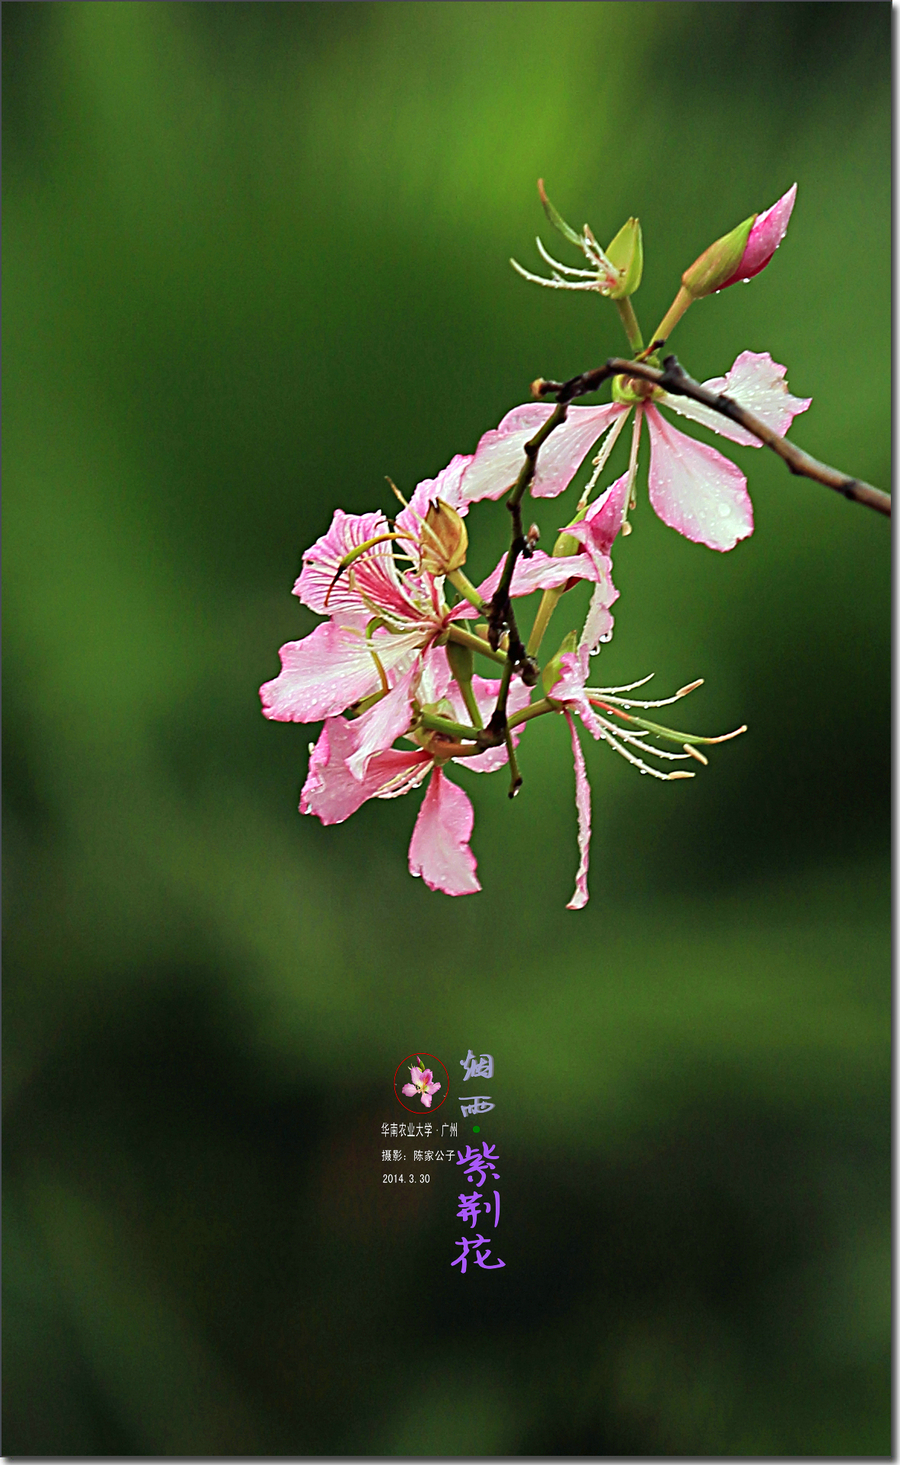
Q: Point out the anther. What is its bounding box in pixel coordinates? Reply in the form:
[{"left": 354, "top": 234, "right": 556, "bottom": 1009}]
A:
[{"left": 683, "top": 744, "right": 709, "bottom": 764}]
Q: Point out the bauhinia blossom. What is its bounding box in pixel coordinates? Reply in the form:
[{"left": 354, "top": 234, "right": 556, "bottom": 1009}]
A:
[
  {"left": 261, "top": 180, "right": 768, "bottom": 909},
  {"left": 543, "top": 647, "right": 745, "bottom": 909},
  {"left": 460, "top": 352, "right": 811, "bottom": 552},
  {"left": 402, "top": 1061, "right": 442, "bottom": 1107},
  {"left": 298, "top": 649, "right": 532, "bottom": 896}
]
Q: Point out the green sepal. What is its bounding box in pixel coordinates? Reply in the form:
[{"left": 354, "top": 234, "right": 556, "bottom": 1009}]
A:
[
  {"left": 538, "top": 179, "right": 583, "bottom": 247},
  {"left": 541, "top": 630, "right": 577, "bottom": 695},
  {"left": 681, "top": 213, "right": 755, "bottom": 298},
  {"left": 605, "top": 217, "right": 643, "bottom": 298}
]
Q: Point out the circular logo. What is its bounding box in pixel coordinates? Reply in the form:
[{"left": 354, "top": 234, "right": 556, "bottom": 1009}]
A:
[{"left": 394, "top": 1052, "right": 449, "bottom": 1114}]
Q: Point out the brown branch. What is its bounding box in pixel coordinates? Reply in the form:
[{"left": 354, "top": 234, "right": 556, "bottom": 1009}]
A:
[
  {"left": 480, "top": 402, "right": 567, "bottom": 750},
  {"left": 534, "top": 356, "right": 890, "bottom": 518}
]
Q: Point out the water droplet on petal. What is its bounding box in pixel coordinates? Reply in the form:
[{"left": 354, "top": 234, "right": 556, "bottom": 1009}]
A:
[{"left": 718, "top": 503, "right": 732, "bottom": 517}]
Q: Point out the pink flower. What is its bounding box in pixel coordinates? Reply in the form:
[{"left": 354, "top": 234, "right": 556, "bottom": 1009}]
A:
[
  {"left": 681, "top": 185, "right": 797, "bottom": 298},
  {"left": 544, "top": 648, "right": 742, "bottom": 909},
  {"left": 299, "top": 653, "right": 531, "bottom": 896},
  {"left": 402, "top": 1063, "right": 442, "bottom": 1107},
  {"left": 260, "top": 451, "right": 570, "bottom": 728},
  {"left": 460, "top": 351, "right": 810, "bottom": 552}
]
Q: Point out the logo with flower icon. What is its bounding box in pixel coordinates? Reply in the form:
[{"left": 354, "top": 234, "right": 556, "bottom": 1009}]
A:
[{"left": 394, "top": 1053, "right": 449, "bottom": 1113}]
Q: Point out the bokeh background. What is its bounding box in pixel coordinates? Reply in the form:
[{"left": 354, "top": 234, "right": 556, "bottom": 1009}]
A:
[{"left": 4, "top": 2, "right": 890, "bottom": 1455}]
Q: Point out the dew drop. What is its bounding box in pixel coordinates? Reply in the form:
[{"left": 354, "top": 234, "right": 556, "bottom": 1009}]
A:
[{"left": 718, "top": 503, "right": 732, "bottom": 517}]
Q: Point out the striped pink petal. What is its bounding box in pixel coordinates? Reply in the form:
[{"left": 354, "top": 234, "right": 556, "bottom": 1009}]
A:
[{"left": 408, "top": 768, "right": 480, "bottom": 896}]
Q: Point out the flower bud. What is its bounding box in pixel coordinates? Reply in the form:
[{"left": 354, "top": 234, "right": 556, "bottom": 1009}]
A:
[
  {"left": 604, "top": 217, "right": 643, "bottom": 299},
  {"left": 681, "top": 184, "right": 796, "bottom": 299},
  {"left": 421, "top": 498, "right": 468, "bottom": 574}
]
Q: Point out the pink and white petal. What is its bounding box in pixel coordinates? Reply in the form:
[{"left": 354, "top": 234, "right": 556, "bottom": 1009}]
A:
[
  {"left": 420, "top": 1092, "right": 433, "bottom": 1107},
  {"left": 467, "top": 549, "right": 598, "bottom": 609},
  {"left": 461, "top": 403, "right": 622, "bottom": 504},
  {"left": 300, "top": 720, "right": 431, "bottom": 825},
  {"left": 408, "top": 768, "right": 481, "bottom": 896},
  {"left": 394, "top": 452, "right": 473, "bottom": 542},
  {"left": 659, "top": 350, "right": 811, "bottom": 447},
  {"left": 723, "top": 183, "right": 797, "bottom": 285},
  {"left": 345, "top": 666, "right": 417, "bottom": 781},
  {"left": 415, "top": 644, "right": 454, "bottom": 706},
  {"left": 446, "top": 675, "right": 532, "bottom": 774},
  {"left": 409, "top": 1067, "right": 424, "bottom": 1086},
  {"left": 260, "top": 622, "right": 423, "bottom": 723},
  {"left": 294, "top": 509, "right": 397, "bottom": 615},
  {"left": 425, "top": 1080, "right": 441, "bottom": 1094},
  {"left": 563, "top": 471, "right": 631, "bottom": 557},
  {"left": 551, "top": 650, "right": 607, "bottom": 740},
  {"left": 401, "top": 1083, "right": 417, "bottom": 1097},
  {"left": 579, "top": 574, "right": 618, "bottom": 652},
  {"left": 644, "top": 405, "right": 753, "bottom": 552},
  {"left": 565, "top": 712, "right": 592, "bottom": 911}
]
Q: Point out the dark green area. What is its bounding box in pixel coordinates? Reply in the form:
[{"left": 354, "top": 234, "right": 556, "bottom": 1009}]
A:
[{"left": 4, "top": 2, "right": 889, "bottom": 1455}]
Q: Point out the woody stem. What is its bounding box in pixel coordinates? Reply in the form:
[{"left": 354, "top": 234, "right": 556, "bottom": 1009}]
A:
[{"left": 534, "top": 355, "right": 890, "bottom": 517}]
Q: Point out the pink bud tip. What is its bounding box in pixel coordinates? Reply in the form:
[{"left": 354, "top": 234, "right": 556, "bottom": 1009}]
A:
[{"left": 723, "top": 183, "right": 796, "bottom": 287}]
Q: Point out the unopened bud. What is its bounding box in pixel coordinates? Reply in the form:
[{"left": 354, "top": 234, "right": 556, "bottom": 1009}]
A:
[
  {"left": 681, "top": 184, "right": 797, "bottom": 298},
  {"left": 421, "top": 498, "right": 468, "bottom": 575},
  {"left": 605, "top": 216, "right": 643, "bottom": 299}
]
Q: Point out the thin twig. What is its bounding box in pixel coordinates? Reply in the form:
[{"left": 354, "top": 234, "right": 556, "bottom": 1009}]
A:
[{"left": 534, "top": 356, "right": 890, "bottom": 517}]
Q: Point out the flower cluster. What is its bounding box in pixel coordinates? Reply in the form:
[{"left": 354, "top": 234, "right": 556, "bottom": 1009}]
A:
[{"left": 261, "top": 183, "right": 809, "bottom": 906}]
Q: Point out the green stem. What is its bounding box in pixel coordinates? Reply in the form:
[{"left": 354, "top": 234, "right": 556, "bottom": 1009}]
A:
[
  {"left": 455, "top": 676, "right": 483, "bottom": 730},
  {"left": 647, "top": 284, "right": 694, "bottom": 352},
  {"left": 418, "top": 710, "right": 481, "bottom": 742},
  {"left": 507, "top": 696, "right": 555, "bottom": 730},
  {"left": 615, "top": 296, "right": 644, "bottom": 354},
  {"left": 446, "top": 624, "right": 507, "bottom": 666},
  {"left": 526, "top": 587, "right": 563, "bottom": 657},
  {"left": 447, "top": 568, "right": 485, "bottom": 613}
]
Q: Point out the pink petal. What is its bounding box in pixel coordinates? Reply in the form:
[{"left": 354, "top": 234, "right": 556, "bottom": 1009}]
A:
[
  {"left": 563, "top": 470, "right": 631, "bottom": 557},
  {"left": 394, "top": 453, "right": 473, "bottom": 543},
  {"left": 579, "top": 576, "right": 617, "bottom": 651},
  {"left": 420, "top": 1092, "right": 433, "bottom": 1107},
  {"left": 449, "top": 675, "right": 532, "bottom": 774},
  {"left": 415, "top": 644, "right": 454, "bottom": 706},
  {"left": 401, "top": 1083, "right": 417, "bottom": 1096},
  {"left": 260, "top": 622, "right": 421, "bottom": 723},
  {"left": 463, "top": 549, "right": 597, "bottom": 610},
  {"left": 345, "top": 666, "right": 417, "bottom": 781},
  {"left": 409, "top": 1067, "right": 424, "bottom": 1085},
  {"left": 294, "top": 509, "right": 403, "bottom": 617},
  {"left": 461, "top": 403, "right": 623, "bottom": 503},
  {"left": 550, "top": 649, "right": 606, "bottom": 740},
  {"left": 425, "top": 1081, "right": 441, "bottom": 1094},
  {"left": 644, "top": 405, "right": 753, "bottom": 552},
  {"left": 419, "top": 1069, "right": 434, "bottom": 1084},
  {"left": 565, "top": 712, "right": 591, "bottom": 911},
  {"left": 659, "top": 351, "right": 811, "bottom": 448},
  {"left": 408, "top": 768, "right": 481, "bottom": 896},
  {"left": 300, "top": 719, "right": 431, "bottom": 824},
  {"left": 723, "top": 183, "right": 796, "bottom": 286}
]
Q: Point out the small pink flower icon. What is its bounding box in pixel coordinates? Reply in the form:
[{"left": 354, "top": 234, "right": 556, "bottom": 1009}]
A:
[{"left": 402, "top": 1061, "right": 442, "bottom": 1108}]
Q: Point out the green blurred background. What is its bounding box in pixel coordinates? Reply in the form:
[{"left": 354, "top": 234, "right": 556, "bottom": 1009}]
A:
[{"left": 4, "top": 2, "right": 890, "bottom": 1455}]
